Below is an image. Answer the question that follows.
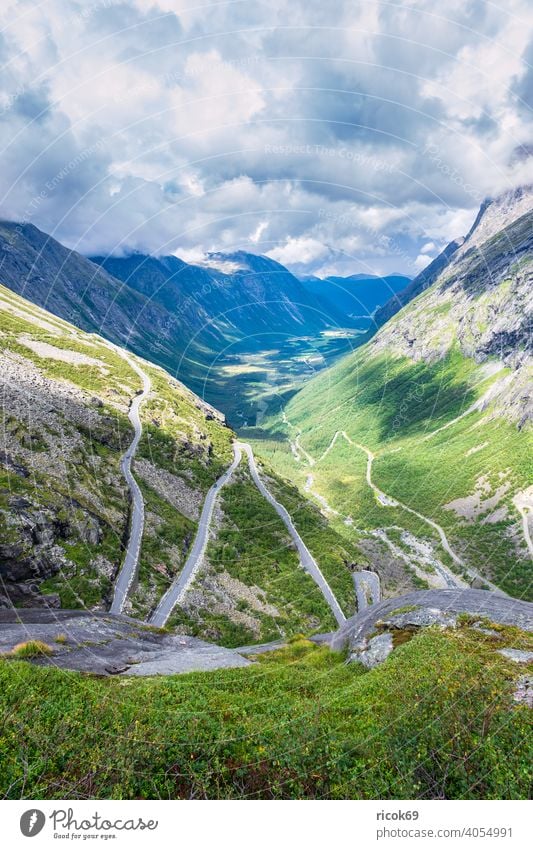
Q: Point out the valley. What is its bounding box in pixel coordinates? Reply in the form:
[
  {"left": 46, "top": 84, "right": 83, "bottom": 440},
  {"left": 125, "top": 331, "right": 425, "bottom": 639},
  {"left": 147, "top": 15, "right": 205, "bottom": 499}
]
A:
[
  {"left": 0, "top": 187, "right": 531, "bottom": 803},
  {"left": 0, "top": 283, "right": 358, "bottom": 645},
  {"left": 244, "top": 189, "right": 533, "bottom": 604}
]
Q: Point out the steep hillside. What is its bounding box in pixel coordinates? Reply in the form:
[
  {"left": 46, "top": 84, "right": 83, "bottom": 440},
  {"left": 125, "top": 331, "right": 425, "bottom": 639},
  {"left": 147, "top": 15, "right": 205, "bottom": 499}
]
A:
[
  {"left": 0, "top": 283, "right": 233, "bottom": 612},
  {"left": 0, "top": 284, "right": 358, "bottom": 638},
  {"left": 0, "top": 222, "right": 367, "bottom": 422},
  {"left": 0, "top": 220, "right": 215, "bottom": 384},
  {"left": 247, "top": 196, "right": 533, "bottom": 601},
  {"left": 375, "top": 184, "right": 533, "bottom": 327}
]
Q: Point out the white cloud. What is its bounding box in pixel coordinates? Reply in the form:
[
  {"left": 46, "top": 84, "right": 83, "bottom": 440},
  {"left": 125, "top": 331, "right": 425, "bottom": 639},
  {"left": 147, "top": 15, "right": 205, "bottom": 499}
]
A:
[
  {"left": 267, "top": 237, "right": 329, "bottom": 266},
  {"left": 0, "top": 0, "right": 531, "bottom": 274},
  {"left": 413, "top": 253, "right": 432, "bottom": 272}
]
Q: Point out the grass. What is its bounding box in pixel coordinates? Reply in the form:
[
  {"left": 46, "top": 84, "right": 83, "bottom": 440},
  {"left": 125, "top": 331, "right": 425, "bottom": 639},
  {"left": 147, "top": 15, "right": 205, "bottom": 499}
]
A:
[
  {"left": 248, "top": 348, "right": 532, "bottom": 599},
  {"left": 0, "top": 623, "right": 531, "bottom": 799},
  {"left": 10, "top": 641, "right": 53, "bottom": 658}
]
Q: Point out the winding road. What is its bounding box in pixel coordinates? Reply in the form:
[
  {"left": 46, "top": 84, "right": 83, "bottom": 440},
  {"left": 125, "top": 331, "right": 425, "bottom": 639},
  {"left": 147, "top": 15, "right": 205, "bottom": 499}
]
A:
[
  {"left": 237, "top": 442, "right": 346, "bottom": 626},
  {"left": 149, "top": 443, "right": 243, "bottom": 627},
  {"left": 342, "top": 432, "right": 506, "bottom": 594},
  {"left": 149, "top": 440, "right": 347, "bottom": 629},
  {"left": 109, "top": 353, "right": 151, "bottom": 615},
  {"left": 298, "top": 427, "right": 505, "bottom": 595}
]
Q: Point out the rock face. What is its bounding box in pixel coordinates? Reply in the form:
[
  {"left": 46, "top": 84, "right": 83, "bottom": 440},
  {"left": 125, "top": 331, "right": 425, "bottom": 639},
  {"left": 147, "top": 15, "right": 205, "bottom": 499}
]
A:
[
  {"left": 379, "top": 607, "right": 457, "bottom": 631},
  {"left": 370, "top": 186, "right": 533, "bottom": 426},
  {"left": 0, "top": 609, "right": 251, "bottom": 676},
  {"left": 0, "top": 496, "right": 104, "bottom": 607},
  {"left": 375, "top": 184, "right": 533, "bottom": 330},
  {"left": 332, "top": 589, "right": 533, "bottom": 654}
]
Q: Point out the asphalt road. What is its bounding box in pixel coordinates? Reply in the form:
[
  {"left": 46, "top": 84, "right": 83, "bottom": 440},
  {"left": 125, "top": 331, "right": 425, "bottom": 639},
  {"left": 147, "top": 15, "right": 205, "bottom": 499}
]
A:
[
  {"left": 237, "top": 441, "right": 346, "bottom": 626},
  {"left": 353, "top": 569, "right": 381, "bottom": 610},
  {"left": 330, "top": 588, "right": 533, "bottom": 651},
  {"left": 109, "top": 355, "right": 151, "bottom": 615},
  {"left": 149, "top": 443, "right": 243, "bottom": 627}
]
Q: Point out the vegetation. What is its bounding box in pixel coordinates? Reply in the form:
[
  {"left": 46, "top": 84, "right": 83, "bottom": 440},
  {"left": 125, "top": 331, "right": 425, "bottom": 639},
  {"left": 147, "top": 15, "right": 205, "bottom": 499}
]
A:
[
  {"left": 10, "top": 641, "right": 53, "bottom": 658},
  {"left": 0, "top": 284, "right": 234, "bottom": 612},
  {"left": 0, "top": 622, "right": 531, "bottom": 799},
  {"left": 247, "top": 348, "right": 532, "bottom": 599},
  {"left": 165, "top": 454, "right": 360, "bottom": 646}
]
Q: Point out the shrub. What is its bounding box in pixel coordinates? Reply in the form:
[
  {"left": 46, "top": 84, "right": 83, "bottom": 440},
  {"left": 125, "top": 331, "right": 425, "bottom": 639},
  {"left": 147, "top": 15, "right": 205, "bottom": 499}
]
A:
[{"left": 11, "top": 640, "right": 53, "bottom": 658}]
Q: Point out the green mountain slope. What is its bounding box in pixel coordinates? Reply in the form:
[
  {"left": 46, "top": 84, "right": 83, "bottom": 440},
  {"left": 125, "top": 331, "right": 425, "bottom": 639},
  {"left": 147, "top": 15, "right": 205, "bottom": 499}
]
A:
[
  {"left": 0, "top": 282, "right": 232, "bottom": 611},
  {"left": 246, "top": 200, "right": 533, "bottom": 600},
  {"left": 0, "top": 283, "right": 357, "bottom": 636},
  {"left": 0, "top": 222, "right": 370, "bottom": 424}
]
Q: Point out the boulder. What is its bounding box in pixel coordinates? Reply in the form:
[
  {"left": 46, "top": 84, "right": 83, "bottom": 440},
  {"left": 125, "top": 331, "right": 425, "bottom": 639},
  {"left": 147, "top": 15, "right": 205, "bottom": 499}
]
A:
[
  {"left": 350, "top": 632, "right": 393, "bottom": 669},
  {"left": 497, "top": 649, "right": 533, "bottom": 664}
]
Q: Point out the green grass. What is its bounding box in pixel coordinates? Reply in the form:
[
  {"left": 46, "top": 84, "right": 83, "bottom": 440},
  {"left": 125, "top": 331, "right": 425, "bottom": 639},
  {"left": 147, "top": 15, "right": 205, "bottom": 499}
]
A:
[
  {"left": 248, "top": 348, "right": 532, "bottom": 598},
  {"left": 0, "top": 624, "right": 530, "bottom": 799}
]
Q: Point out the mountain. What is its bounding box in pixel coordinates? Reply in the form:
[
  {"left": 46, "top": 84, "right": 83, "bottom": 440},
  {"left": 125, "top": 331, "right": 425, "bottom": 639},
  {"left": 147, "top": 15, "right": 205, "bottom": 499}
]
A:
[
  {"left": 0, "top": 222, "right": 369, "bottom": 423},
  {"left": 0, "top": 220, "right": 226, "bottom": 389},
  {"left": 90, "top": 249, "right": 337, "bottom": 340},
  {"left": 248, "top": 189, "right": 533, "bottom": 601},
  {"left": 374, "top": 184, "right": 533, "bottom": 327},
  {"left": 301, "top": 273, "right": 410, "bottom": 329},
  {"left": 1, "top": 214, "right": 531, "bottom": 805},
  {"left": 0, "top": 282, "right": 360, "bottom": 641},
  {"left": 0, "top": 281, "right": 233, "bottom": 616}
]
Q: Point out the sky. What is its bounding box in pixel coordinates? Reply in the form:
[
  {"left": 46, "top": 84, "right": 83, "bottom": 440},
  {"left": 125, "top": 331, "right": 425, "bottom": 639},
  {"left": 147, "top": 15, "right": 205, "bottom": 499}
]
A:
[{"left": 0, "top": 0, "right": 532, "bottom": 277}]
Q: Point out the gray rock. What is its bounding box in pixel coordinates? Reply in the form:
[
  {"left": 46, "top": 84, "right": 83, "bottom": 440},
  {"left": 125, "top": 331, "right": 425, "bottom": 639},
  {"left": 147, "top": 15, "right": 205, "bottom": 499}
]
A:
[
  {"left": 0, "top": 610, "right": 252, "bottom": 676},
  {"left": 513, "top": 676, "right": 533, "bottom": 707},
  {"left": 380, "top": 607, "right": 457, "bottom": 631},
  {"left": 497, "top": 649, "right": 533, "bottom": 664},
  {"left": 350, "top": 632, "right": 394, "bottom": 669},
  {"left": 472, "top": 624, "right": 502, "bottom": 638}
]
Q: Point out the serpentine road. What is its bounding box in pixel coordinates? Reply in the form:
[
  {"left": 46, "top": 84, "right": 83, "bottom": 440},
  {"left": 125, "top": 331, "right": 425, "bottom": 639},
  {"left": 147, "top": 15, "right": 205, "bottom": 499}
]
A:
[
  {"left": 149, "top": 441, "right": 346, "bottom": 628},
  {"left": 109, "top": 353, "right": 151, "bottom": 615},
  {"left": 149, "top": 443, "right": 243, "bottom": 627},
  {"left": 237, "top": 442, "right": 346, "bottom": 626},
  {"left": 323, "top": 431, "right": 504, "bottom": 595}
]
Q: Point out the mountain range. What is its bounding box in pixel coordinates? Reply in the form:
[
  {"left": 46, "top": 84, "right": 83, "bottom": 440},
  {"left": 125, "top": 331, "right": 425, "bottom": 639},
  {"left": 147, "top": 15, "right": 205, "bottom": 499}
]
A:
[
  {"left": 0, "top": 222, "right": 402, "bottom": 422},
  {"left": 0, "top": 184, "right": 531, "bottom": 802},
  {"left": 248, "top": 185, "right": 533, "bottom": 601}
]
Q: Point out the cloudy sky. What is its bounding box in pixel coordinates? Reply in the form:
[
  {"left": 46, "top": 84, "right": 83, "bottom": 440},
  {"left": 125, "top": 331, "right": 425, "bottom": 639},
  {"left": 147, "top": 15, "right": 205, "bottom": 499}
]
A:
[{"left": 1, "top": 0, "right": 532, "bottom": 277}]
